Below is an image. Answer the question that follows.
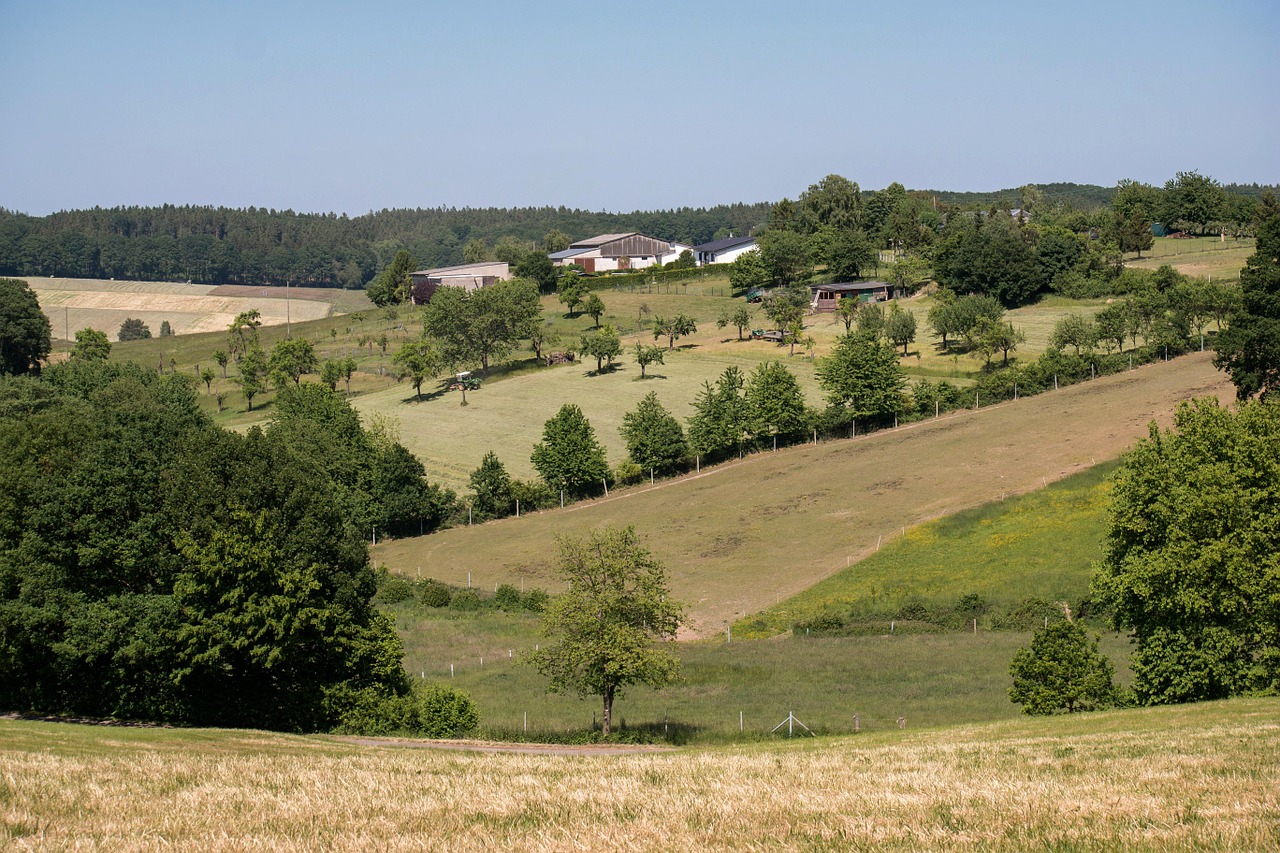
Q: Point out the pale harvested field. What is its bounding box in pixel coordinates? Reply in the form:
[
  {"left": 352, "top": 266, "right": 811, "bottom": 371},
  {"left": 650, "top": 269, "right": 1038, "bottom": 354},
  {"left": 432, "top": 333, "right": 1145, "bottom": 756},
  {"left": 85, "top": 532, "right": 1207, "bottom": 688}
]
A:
[
  {"left": 24, "top": 277, "right": 333, "bottom": 340},
  {"left": 373, "top": 352, "right": 1234, "bottom": 637},
  {"left": 1, "top": 699, "right": 1275, "bottom": 850}
]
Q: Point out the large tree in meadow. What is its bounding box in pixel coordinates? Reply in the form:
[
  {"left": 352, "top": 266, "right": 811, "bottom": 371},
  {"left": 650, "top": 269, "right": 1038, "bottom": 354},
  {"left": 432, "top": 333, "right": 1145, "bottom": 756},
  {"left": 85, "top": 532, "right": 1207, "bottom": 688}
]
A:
[
  {"left": 1092, "top": 396, "right": 1280, "bottom": 704},
  {"left": 527, "top": 526, "right": 683, "bottom": 737}
]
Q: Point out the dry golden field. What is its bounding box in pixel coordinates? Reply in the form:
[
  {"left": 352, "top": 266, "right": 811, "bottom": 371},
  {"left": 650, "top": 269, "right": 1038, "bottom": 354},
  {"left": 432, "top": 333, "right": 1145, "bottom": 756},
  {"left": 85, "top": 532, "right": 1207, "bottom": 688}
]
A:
[
  {"left": 372, "top": 351, "right": 1235, "bottom": 637},
  {"left": 24, "top": 277, "right": 339, "bottom": 341},
  {"left": 2, "top": 698, "right": 1276, "bottom": 850}
]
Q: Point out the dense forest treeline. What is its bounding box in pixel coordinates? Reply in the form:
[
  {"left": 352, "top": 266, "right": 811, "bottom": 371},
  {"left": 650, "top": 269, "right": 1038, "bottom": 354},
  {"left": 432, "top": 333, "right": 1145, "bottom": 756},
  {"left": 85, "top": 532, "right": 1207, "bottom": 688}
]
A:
[{"left": 2, "top": 180, "right": 1273, "bottom": 290}]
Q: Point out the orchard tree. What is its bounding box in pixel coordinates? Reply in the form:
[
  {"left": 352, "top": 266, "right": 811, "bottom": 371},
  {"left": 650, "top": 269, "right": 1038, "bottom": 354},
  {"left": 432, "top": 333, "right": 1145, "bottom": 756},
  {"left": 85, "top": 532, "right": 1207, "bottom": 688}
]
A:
[
  {"left": 393, "top": 339, "right": 442, "bottom": 401},
  {"left": 1093, "top": 397, "right": 1280, "bottom": 703},
  {"left": 236, "top": 343, "right": 268, "bottom": 411},
  {"left": 1009, "top": 621, "right": 1119, "bottom": 715},
  {"left": 227, "top": 310, "right": 261, "bottom": 361},
  {"left": 761, "top": 285, "right": 809, "bottom": 330},
  {"left": 530, "top": 404, "right": 609, "bottom": 497},
  {"left": 633, "top": 343, "right": 664, "bottom": 378},
  {"left": 836, "top": 297, "right": 859, "bottom": 333},
  {"left": 716, "top": 305, "right": 753, "bottom": 340},
  {"left": 268, "top": 337, "right": 318, "bottom": 387},
  {"left": 620, "top": 391, "right": 687, "bottom": 475},
  {"left": 557, "top": 275, "right": 588, "bottom": 315},
  {"left": 1051, "top": 314, "right": 1098, "bottom": 355},
  {"left": 1215, "top": 191, "right": 1280, "bottom": 399},
  {"left": 883, "top": 303, "right": 917, "bottom": 354},
  {"left": 526, "top": 526, "right": 683, "bottom": 737},
  {"left": 581, "top": 292, "right": 606, "bottom": 327},
  {"left": 214, "top": 349, "right": 229, "bottom": 378},
  {"left": 1160, "top": 170, "right": 1225, "bottom": 235},
  {"left": 652, "top": 314, "right": 696, "bottom": 350},
  {"left": 71, "top": 327, "right": 111, "bottom": 361},
  {"left": 580, "top": 324, "right": 622, "bottom": 372},
  {"left": 0, "top": 279, "right": 52, "bottom": 375},
  {"left": 200, "top": 366, "right": 217, "bottom": 393},
  {"left": 319, "top": 360, "right": 342, "bottom": 391}
]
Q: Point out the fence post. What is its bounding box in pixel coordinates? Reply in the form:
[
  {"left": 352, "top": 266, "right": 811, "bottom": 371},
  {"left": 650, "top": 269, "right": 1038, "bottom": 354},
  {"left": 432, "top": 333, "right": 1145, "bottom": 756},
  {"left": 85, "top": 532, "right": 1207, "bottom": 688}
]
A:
[
  {"left": 854, "top": 714, "right": 860, "bottom": 732},
  {"left": 898, "top": 716, "right": 905, "bottom": 730}
]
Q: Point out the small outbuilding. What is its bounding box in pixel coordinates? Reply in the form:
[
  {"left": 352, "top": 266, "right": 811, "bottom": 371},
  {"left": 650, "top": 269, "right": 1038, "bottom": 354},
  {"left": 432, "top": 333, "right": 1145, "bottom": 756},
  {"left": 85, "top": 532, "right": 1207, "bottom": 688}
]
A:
[{"left": 810, "top": 281, "right": 893, "bottom": 312}]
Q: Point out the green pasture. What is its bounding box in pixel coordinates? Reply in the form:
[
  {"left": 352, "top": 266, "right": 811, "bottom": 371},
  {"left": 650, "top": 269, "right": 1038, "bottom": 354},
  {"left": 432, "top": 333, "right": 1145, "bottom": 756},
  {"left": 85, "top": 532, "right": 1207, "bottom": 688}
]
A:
[
  {"left": 386, "top": 602, "right": 1133, "bottom": 742},
  {"left": 739, "top": 461, "right": 1118, "bottom": 635},
  {"left": 1126, "top": 235, "right": 1253, "bottom": 283}
]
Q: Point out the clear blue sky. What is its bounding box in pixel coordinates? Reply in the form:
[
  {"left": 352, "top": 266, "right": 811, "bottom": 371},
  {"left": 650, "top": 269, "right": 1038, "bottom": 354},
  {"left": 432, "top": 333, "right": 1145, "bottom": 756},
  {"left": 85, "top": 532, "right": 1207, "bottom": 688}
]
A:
[{"left": 1, "top": 0, "right": 1275, "bottom": 215}]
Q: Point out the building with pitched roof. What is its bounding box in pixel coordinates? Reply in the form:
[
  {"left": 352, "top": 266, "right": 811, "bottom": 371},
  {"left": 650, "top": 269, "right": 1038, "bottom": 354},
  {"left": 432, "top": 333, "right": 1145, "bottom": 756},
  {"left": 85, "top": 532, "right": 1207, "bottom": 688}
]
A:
[
  {"left": 692, "top": 235, "right": 757, "bottom": 266},
  {"left": 548, "top": 232, "right": 684, "bottom": 273}
]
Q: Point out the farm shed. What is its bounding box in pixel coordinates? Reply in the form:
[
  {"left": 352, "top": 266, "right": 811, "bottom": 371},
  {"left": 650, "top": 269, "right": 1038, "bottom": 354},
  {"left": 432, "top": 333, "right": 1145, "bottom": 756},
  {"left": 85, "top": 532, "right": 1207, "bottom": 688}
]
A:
[
  {"left": 810, "top": 281, "right": 893, "bottom": 312},
  {"left": 548, "top": 233, "right": 680, "bottom": 273},
  {"left": 409, "top": 262, "right": 510, "bottom": 304},
  {"left": 692, "top": 235, "right": 757, "bottom": 266}
]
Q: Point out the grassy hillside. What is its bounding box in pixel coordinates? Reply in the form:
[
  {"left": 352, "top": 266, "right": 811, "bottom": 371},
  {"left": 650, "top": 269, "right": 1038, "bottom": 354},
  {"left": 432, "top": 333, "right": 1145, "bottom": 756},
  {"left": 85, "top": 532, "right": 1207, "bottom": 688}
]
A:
[
  {"left": 3, "top": 699, "right": 1275, "bottom": 849},
  {"left": 372, "top": 352, "right": 1235, "bottom": 636},
  {"left": 1127, "top": 235, "right": 1255, "bottom": 283},
  {"left": 384, "top": 461, "right": 1119, "bottom": 739},
  {"left": 739, "top": 461, "right": 1118, "bottom": 636}
]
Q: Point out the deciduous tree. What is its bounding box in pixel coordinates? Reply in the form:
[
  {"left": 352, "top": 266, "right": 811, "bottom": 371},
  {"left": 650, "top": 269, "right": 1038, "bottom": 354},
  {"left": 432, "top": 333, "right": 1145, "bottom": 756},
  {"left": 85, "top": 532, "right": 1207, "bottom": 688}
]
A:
[
  {"left": 1093, "top": 396, "right": 1280, "bottom": 703},
  {"left": 745, "top": 361, "right": 808, "bottom": 442},
  {"left": 816, "top": 333, "right": 906, "bottom": 432},
  {"left": 527, "top": 526, "right": 683, "bottom": 737},
  {"left": 268, "top": 337, "right": 318, "bottom": 387},
  {"left": 620, "top": 391, "right": 687, "bottom": 475},
  {"left": 0, "top": 279, "right": 52, "bottom": 375},
  {"left": 1215, "top": 191, "right": 1280, "bottom": 399},
  {"left": 71, "top": 327, "right": 111, "bottom": 361},
  {"left": 530, "top": 404, "right": 609, "bottom": 497}
]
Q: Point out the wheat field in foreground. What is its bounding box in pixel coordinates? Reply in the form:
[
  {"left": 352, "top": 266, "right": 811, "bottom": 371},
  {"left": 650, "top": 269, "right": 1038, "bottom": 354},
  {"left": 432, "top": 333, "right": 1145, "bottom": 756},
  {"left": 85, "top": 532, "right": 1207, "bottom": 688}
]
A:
[{"left": 2, "top": 698, "right": 1276, "bottom": 851}]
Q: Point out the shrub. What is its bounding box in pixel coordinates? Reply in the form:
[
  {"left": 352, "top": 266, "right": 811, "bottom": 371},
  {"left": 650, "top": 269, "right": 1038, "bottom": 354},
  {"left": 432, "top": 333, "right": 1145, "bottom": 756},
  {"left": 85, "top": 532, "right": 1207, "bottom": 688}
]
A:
[
  {"left": 417, "top": 581, "right": 452, "bottom": 608},
  {"left": 376, "top": 574, "right": 415, "bottom": 604},
  {"left": 522, "top": 588, "right": 549, "bottom": 612},
  {"left": 493, "top": 583, "right": 522, "bottom": 611},
  {"left": 449, "top": 589, "right": 482, "bottom": 611},
  {"left": 613, "top": 460, "right": 643, "bottom": 485},
  {"left": 412, "top": 685, "right": 480, "bottom": 737}
]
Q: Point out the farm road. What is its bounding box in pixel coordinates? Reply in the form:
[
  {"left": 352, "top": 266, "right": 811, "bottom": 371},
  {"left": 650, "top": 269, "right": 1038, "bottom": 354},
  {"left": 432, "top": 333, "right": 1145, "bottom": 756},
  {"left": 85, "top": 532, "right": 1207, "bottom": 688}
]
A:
[{"left": 374, "top": 352, "right": 1234, "bottom": 637}]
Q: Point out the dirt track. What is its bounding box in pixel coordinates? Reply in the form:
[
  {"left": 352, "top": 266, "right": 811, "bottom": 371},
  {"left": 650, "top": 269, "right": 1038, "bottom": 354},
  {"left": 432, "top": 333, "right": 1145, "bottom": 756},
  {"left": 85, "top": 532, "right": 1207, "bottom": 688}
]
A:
[{"left": 375, "top": 352, "right": 1235, "bottom": 637}]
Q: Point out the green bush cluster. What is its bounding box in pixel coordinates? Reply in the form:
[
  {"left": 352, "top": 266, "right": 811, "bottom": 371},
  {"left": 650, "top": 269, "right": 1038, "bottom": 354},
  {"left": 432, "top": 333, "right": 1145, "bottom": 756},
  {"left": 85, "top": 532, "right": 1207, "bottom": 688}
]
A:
[
  {"left": 374, "top": 572, "right": 548, "bottom": 613},
  {"left": 329, "top": 683, "right": 479, "bottom": 737},
  {"left": 793, "top": 595, "right": 1103, "bottom": 637}
]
